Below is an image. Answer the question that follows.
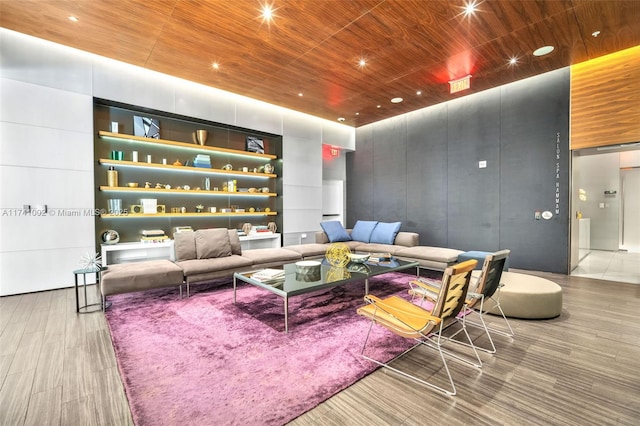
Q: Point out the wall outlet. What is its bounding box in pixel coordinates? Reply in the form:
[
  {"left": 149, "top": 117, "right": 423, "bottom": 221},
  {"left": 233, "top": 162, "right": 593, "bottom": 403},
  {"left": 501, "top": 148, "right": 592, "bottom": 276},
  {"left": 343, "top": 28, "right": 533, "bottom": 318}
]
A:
[{"left": 478, "top": 160, "right": 487, "bottom": 168}]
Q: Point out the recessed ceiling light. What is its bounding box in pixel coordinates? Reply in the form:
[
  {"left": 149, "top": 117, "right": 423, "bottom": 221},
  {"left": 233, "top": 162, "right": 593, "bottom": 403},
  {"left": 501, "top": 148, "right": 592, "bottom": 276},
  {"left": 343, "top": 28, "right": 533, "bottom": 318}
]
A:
[
  {"left": 211, "top": 62, "right": 220, "bottom": 70},
  {"left": 376, "top": 105, "right": 381, "bottom": 108},
  {"left": 391, "top": 97, "right": 403, "bottom": 103},
  {"left": 592, "top": 30, "right": 601, "bottom": 37},
  {"left": 337, "top": 117, "right": 346, "bottom": 122},
  {"left": 68, "top": 16, "right": 78, "bottom": 22},
  {"left": 416, "top": 91, "right": 422, "bottom": 95},
  {"left": 533, "top": 46, "right": 554, "bottom": 57},
  {"left": 508, "top": 57, "right": 518, "bottom": 65},
  {"left": 298, "top": 92, "right": 303, "bottom": 97},
  {"left": 463, "top": 1, "right": 478, "bottom": 16},
  {"left": 355, "top": 112, "right": 360, "bottom": 116},
  {"left": 261, "top": 5, "right": 274, "bottom": 21},
  {"left": 358, "top": 58, "right": 367, "bottom": 68}
]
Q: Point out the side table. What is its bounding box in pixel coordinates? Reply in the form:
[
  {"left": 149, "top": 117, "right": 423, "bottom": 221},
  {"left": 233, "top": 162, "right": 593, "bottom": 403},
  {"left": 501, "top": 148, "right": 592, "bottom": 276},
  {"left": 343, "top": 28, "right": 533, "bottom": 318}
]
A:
[{"left": 73, "top": 266, "right": 104, "bottom": 313}]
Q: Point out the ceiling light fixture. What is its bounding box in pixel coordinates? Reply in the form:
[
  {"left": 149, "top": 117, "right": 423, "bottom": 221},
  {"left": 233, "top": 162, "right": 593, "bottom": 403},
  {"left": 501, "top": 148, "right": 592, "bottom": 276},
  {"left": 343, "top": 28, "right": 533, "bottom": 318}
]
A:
[
  {"left": 68, "top": 16, "right": 78, "bottom": 22},
  {"left": 298, "top": 92, "right": 303, "bottom": 97},
  {"left": 261, "top": 4, "right": 274, "bottom": 21},
  {"left": 391, "top": 97, "right": 403, "bottom": 103},
  {"left": 358, "top": 58, "right": 367, "bottom": 68},
  {"left": 533, "top": 45, "right": 554, "bottom": 57},
  {"left": 592, "top": 30, "right": 601, "bottom": 37},
  {"left": 463, "top": 1, "right": 478, "bottom": 16},
  {"left": 211, "top": 62, "right": 220, "bottom": 70},
  {"left": 337, "top": 117, "right": 346, "bottom": 122},
  {"left": 376, "top": 105, "right": 381, "bottom": 108},
  {"left": 416, "top": 90, "right": 422, "bottom": 95},
  {"left": 508, "top": 57, "right": 518, "bottom": 65}
]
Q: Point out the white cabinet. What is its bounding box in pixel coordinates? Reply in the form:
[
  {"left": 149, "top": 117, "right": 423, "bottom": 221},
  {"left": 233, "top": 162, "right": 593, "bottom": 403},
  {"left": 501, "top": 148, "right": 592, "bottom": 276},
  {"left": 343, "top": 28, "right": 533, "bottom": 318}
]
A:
[
  {"left": 240, "top": 233, "right": 281, "bottom": 250},
  {"left": 101, "top": 241, "right": 175, "bottom": 266}
]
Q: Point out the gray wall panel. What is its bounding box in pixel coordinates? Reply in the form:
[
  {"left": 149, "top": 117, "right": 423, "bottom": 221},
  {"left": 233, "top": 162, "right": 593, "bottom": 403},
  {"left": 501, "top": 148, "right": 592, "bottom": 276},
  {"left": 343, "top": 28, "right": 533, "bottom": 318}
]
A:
[
  {"left": 499, "top": 69, "right": 571, "bottom": 272},
  {"left": 372, "top": 116, "right": 407, "bottom": 223},
  {"left": 347, "top": 126, "right": 375, "bottom": 226},
  {"left": 405, "top": 105, "right": 449, "bottom": 246},
  {"left": 447, "top": 90, "right": 501, "bottom": 251},
  {"left": 349, "top": 69, "right": 571, "bottom": 273}
]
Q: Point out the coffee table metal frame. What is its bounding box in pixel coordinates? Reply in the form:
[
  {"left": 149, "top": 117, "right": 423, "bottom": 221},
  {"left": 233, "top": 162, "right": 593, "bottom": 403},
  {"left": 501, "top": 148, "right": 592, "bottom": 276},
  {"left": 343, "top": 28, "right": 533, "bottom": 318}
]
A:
[{"left": 233, "top": 257, "right": 419, "bottom": 332}]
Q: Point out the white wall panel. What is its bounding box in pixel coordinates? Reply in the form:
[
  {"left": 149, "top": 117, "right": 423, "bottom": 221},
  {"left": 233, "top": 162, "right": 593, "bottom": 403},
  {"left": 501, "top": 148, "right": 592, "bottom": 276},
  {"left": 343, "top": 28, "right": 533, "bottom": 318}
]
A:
[
  {"left": 0, "top": 166, "right": 94, "bottom": 251},
  {"left": 282, "top": 135, "right": 322, "bottom": 186},
  {"left": 0, "top": 29, "right": 93, "bottom": 95},
  {"left": 0, "top": 247, "right": 96, "bottom": 296},
  {"left": 0, "top": 122, "right": 93, "bottom": 171},
  {"left": 282, "top": 208, "right": 323, "bottom": 233},
  {"left": 322, "top": 121, "right": 355, "bottom": 150},
  {"left": 235, "top": 98, "right": 283, "bottom": 135},
  {"left": 0, "top": 79, "right": 92, "bottom": 132},
  {"left": 282, "top": 110, "right": 322, "bottom": 140},
  {"left": 282, "top": 185, "right": 322, "bottom": 210},
  {"left": 174, "top": 81, "right": 236, "bottom": 126},
  {"left": 92, "top": 60, "right": 176, "bottom": 112}
]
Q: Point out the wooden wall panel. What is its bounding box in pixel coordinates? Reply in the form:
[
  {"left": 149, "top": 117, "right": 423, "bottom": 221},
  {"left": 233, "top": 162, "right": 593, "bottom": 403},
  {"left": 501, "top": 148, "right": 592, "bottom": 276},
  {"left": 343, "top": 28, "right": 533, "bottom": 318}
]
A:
[{"left": 571, "top": 45, "right": 640, "bottom": 149}]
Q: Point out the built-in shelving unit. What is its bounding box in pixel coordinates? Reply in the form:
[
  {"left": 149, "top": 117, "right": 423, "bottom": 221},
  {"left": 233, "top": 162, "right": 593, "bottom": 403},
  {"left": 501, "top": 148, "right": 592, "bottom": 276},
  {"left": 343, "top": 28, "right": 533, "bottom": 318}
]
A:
[{"left": 93, "top": 99, "right": 283, "bottom": 247}]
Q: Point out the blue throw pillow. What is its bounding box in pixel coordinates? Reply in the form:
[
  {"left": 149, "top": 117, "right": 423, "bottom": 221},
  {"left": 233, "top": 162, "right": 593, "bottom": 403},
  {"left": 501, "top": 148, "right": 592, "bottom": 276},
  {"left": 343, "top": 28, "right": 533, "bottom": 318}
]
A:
[
  {"left": 370, "top": 222, "right": 402, "bottom": 245},
  {"left": 320, "top": 221, "right": 352, "bottom": 243},
  {"left": 351, "top": 220, "right": 379, "bottom": 243}
]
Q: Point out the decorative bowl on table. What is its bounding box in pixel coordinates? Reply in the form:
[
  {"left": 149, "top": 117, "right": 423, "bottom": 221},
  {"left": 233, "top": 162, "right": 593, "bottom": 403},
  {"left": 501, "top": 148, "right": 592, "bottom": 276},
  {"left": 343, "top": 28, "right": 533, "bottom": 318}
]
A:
[
  {"left": 349, "top": 253, "right": 370, "bottom": 264},
  {"left": 295, "top": 260, "right": 321, "bottom": 282},
  {"left": 127, "top": 182, "right": 139, "bottom": 188}
]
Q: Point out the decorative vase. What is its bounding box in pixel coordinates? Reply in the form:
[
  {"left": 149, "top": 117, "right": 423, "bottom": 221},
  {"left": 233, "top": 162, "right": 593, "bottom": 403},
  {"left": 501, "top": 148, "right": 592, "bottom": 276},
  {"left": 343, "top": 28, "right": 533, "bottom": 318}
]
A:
[
  {"left": 193, "top": 130, "right": 208, "bottom": 145},
  {"left": 267, "top": 222, "right": 277, "bottom": 233},
  {"left": 242, "top": 223, "right": 252, "bottom": 235}
]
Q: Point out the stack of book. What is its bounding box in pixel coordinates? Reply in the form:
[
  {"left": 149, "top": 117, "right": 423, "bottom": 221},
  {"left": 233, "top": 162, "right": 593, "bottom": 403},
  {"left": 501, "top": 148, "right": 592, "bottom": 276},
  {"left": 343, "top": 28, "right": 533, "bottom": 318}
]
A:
[
  {"left": 251, "top": 268, "right": 285, "bottom": 285},
  {"left": 193, "top": 154, "right": 211, "bottom": 168},
  {"left": 252, "top": 225, "right": 273, "bottom": 234},
  {"left": 140, "top": 229, "right": 169, "bottom": 243}
]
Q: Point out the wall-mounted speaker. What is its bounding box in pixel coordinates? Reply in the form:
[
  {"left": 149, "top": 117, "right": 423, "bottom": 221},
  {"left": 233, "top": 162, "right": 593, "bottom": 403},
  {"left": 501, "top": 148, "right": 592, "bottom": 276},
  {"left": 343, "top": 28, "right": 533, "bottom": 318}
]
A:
[
  {"left": 130, "top": 205, "right": 142, "bottom": 214},
  {"left": 157, "top": 205, "right": 166, "bottom": 213}
]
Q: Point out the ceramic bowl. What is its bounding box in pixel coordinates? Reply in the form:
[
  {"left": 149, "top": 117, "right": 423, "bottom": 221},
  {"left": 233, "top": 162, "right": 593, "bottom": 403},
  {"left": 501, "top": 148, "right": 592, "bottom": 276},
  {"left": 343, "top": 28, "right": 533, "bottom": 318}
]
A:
[
  {"left": 127, "top": 182, "right": 139, "bottom": 188},
  {"left": 349, "top": 253, "right": 370, "bottom": 263}
]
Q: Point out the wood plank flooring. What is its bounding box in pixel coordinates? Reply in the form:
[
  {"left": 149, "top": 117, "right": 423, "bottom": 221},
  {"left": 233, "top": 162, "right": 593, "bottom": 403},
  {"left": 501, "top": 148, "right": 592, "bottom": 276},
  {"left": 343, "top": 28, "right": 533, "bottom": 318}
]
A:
[{"left": 1, "top": 271, "right": 639, "bottom": 425}]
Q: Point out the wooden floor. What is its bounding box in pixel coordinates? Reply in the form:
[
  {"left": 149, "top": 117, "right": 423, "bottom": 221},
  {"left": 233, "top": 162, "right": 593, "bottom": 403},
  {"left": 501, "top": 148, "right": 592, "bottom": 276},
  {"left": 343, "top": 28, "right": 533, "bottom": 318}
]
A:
[{"left": 1, "top": 270, "right": 639, "bottom": 425}]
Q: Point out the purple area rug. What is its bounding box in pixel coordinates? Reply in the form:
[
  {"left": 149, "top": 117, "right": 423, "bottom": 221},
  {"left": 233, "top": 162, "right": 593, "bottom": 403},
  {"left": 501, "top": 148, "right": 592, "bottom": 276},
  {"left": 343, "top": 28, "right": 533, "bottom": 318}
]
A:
[{"left": 105, "top": 272, "right": 418, "bottom": 426}]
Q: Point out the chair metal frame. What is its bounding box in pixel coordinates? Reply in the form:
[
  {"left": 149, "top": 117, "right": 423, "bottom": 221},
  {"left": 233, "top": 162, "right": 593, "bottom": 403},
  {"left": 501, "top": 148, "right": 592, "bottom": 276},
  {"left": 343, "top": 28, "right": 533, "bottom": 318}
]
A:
[
  {"left": 409, "top": 249, "right": 513, "bottom": 354},
  {"left": 357, "top": 260, "right": 481, "bottom": 396}
]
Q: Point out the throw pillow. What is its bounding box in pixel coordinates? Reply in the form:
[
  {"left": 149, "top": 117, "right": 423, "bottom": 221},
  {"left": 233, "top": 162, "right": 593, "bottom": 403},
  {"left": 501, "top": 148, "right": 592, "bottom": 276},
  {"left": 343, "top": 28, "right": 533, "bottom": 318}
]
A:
[
  {"left": 351, "top": 220, "right": 378, "bottom": 243},
  {"left": 370, "top": 221, "right": 402, "bottom": 245},
  {"left": 173, "top": 231, "right": 197, "bottom": 261},
  {"left": 195, "top": 228, "right": 232, "bottom": 259},
  {"left": 320, "top": 221, "right": 352, "bottom": 243},
  {"left": 228, "top": 229, "right": 242, "bottom": 255}
]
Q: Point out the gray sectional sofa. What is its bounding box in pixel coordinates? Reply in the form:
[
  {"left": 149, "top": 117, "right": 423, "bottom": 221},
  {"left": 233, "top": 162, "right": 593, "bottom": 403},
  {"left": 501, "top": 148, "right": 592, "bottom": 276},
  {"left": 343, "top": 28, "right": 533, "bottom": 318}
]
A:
[{"left": 100, "top": 221, "right": 464, "bottom": 302}]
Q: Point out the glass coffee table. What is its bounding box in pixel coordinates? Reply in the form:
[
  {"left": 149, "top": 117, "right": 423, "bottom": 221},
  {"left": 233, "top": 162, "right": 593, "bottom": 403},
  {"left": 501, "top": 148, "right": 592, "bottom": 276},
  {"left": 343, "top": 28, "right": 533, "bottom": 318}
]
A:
[{"left": 233, "top": 256, "right": 419, "bottom": 332}]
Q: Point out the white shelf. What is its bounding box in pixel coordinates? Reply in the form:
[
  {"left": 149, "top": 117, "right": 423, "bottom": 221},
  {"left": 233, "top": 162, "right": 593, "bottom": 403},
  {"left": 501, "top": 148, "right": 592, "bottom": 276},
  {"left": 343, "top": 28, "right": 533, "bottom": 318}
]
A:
[{"left": 101, "top": 240, "right": 175, "bottom": 266}]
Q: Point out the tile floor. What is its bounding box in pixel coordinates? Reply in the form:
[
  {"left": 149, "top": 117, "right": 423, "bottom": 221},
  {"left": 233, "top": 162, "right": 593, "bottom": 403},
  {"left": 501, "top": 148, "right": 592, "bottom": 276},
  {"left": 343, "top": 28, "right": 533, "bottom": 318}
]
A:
[{"left": 571, "top": 249, "right": 640, "bottom": 284}]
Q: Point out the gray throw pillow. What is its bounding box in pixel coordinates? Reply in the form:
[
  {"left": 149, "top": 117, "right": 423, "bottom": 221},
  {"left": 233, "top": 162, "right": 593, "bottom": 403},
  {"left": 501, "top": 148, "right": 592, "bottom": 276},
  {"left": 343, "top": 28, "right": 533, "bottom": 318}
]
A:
[
  {"left": 195, "top": 228, "right": 232, "bottom": 259},
  {"left": 174, "top": 231, "right": 197, "bottom": 261},
  {"left": 228, "top": 229, "right": 242, "bottom": 255}
]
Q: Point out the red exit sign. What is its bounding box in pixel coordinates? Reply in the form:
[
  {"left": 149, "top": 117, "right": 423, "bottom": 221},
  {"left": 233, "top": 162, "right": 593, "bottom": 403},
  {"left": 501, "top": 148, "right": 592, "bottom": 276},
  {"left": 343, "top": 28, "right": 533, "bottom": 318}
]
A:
[{"left": 449, "top": 75, "right": 471, "bottom": 94}]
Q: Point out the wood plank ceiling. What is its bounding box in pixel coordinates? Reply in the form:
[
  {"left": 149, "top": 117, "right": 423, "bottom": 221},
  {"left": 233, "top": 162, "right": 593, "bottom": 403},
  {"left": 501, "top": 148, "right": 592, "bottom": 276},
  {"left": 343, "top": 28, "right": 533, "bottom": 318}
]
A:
[{"left": 1, "top": 0, "right": 639, "bottom": 127}]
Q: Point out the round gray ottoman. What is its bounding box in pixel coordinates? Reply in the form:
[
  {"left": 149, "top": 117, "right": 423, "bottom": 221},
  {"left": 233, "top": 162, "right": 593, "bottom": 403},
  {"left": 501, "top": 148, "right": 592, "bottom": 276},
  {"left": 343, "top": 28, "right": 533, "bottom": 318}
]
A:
[{"left": 473, "top": 271, "right": 563, "bottom": 319}]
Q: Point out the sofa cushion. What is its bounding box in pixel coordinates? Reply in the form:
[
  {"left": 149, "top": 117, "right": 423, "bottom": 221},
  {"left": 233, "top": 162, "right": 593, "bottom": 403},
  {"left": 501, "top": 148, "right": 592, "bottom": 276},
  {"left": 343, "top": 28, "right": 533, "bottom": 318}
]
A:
[
  {"left": 101, "top": 259, "right": 184, "bottom": 296},
  {"left": 351, "top": 220, "right": 378, "bottom": 243},
  {"left": 320, "top": 221, "right": 351, "bottom": 243},
  {"left": 174, "top": 231, "right": 196, "bottom": 261},
  {"left": 370, "top": 221, "right": 401, "bottom": 244},
  {"left": 195, "top": 228, "right": 232, "bottom": 259},
  {"left": 285, "top": 243, "right": 328, "bottom": 258},
  {"left": 241, "top": 248, "right": 302, "bottom": 265},
  {"left": 177, "top": 255, "right": 252, "bottom": 276},
  {"left": 228, "top": 229, "right": 242, "bottom": 255},
  {"left": 395, "top": 246, "right": 464, "bottom": 263}
]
